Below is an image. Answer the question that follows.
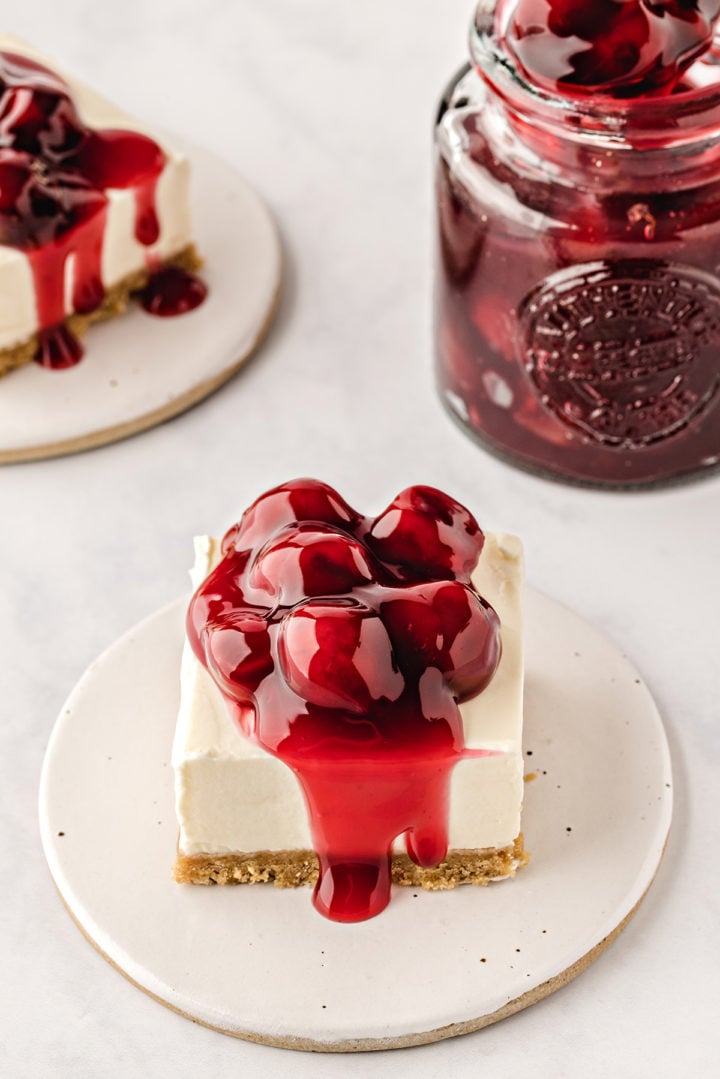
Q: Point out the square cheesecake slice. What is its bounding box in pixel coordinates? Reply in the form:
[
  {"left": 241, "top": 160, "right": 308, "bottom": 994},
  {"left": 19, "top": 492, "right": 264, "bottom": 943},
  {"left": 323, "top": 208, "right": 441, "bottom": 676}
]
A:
[
  {"left": 0, "top": 35, "right": 201, "bottom": 375},
  {"left": 172, "top": 531, "right": 527, "bottom": 890}
]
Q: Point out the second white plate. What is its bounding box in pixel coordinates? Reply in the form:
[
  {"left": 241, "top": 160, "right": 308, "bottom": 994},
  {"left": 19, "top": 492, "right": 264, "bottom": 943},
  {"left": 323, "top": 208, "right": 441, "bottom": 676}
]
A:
[{"left": 39, "top": 589, "right": 672, "bottom": 1051}]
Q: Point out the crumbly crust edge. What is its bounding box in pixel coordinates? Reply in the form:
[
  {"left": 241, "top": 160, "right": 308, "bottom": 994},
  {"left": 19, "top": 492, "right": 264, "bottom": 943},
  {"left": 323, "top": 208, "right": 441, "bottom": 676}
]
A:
[
  {"left": 0, "top": 244, "right": 203, "bottom": 378},
  {"left": 173, "top": 834, "right": 529, "bottom": 890}
]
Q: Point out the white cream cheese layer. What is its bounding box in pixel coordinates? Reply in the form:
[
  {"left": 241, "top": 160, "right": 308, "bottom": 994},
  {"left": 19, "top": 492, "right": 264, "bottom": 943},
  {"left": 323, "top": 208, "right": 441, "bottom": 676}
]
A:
[
  {"left": 0, "top": 35, "right": 193, "bottom": 350},
  {"left": 173, "top": 533, "right": 525, "bottom": 857}
]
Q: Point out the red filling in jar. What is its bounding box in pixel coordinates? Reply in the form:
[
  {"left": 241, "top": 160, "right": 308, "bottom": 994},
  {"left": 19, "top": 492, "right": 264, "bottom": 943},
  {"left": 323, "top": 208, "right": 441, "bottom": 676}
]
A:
[{"left": 434, "top": 1, "right": 720, "bottom": 486}]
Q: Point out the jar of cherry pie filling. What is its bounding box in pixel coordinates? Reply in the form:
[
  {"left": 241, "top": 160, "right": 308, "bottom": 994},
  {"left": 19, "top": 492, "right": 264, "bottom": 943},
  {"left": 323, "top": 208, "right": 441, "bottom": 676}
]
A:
[{"left": 435, "top": 4, "right": 720, "bottom": 487}]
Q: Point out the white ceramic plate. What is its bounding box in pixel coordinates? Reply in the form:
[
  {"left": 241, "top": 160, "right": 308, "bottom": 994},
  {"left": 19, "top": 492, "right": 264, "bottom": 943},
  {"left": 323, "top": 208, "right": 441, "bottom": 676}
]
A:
[
  {"left": 39, "top": 590, "right": 672, "bottom": 1052},
  {"left": 0, "top": 139, "right": 281, "bottom": 463}
]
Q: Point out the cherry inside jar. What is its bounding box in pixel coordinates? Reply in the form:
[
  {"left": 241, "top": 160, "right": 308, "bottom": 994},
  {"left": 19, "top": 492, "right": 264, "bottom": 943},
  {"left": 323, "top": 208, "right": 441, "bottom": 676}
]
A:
[{"left": 435, "top": 1, "right": 720, "bottom": 486}]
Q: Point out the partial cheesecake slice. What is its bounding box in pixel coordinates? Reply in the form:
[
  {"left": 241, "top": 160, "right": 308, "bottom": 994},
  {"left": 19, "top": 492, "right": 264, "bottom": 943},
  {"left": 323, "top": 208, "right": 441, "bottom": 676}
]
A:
[
  {"left": 173, "top": 530, "right": 527, "bottom": 892},
  {"left": 0, "top": 35, "right": 202, "bottom": 376}
]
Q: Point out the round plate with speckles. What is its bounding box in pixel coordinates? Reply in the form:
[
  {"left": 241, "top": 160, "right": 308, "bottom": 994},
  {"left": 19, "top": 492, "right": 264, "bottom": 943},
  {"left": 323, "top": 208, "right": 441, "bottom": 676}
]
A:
[
  {"left": 39, "top": 588, "right": 672, "bottom": 1051},
  {"left": 0, "top": 138, "right": 281, "bottom": 464}
]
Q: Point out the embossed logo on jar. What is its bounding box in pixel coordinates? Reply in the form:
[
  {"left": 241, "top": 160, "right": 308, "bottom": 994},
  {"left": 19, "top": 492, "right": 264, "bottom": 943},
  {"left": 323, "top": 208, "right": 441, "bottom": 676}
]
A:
[{"left": 520, "top": 262, "right": 720, "bottom": 446}]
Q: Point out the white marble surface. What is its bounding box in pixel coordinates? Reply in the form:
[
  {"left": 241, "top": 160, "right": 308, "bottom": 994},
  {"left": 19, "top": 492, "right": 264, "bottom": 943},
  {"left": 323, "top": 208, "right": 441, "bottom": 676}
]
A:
[{"left": 0, "top": 2, "right": 717, "bottom": 1075}]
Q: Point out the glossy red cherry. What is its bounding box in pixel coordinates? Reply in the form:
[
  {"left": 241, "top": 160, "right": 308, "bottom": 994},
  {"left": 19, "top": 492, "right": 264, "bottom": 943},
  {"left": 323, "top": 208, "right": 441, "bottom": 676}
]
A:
[
  {"left": 367, "top": 485, "right": 484, "bottom": 581},
  {"left": 0, "top": 53, "right": 85, "bottom": 159},
  {"left": 278, "top": 599, "right": 404, "bottom": 714},
  {"left": 223, "top": 479, "right": 361, "bottom": 555},
  {"left": 504, "top": 0, "right": 720, "bottom": 96},
  {"left": 248, "top": 524, "right": 375, "bottom": 602},
  {"left": 381, "top": 580, "right": 501, "bottom": 701},
  {"left": 202, "top": 611, "right": 273, "bottom": 699},
  {"left": 0, "top": 151, "right": 105, "bottom": 247}
]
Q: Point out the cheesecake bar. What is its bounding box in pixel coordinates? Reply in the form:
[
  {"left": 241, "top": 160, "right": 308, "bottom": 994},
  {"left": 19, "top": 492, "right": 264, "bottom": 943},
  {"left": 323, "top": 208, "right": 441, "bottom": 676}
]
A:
[
  {"left": 172, "top": 481, "right": 527, "bottom": 921},
  {"left": 0, "top": 35, "right": 203, "bottom": 376}
]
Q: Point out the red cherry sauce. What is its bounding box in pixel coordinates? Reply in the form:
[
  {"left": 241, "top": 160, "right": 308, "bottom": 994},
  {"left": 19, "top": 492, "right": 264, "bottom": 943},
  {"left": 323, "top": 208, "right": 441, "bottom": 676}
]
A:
[
  {"left": 139, "top": 266, "right": 207, "bottom": 317},
  {"left": 0, "top": 50, "right": 205, "bottom": 369},
  {"left": 503, "top": 1, "right": 720, "bottom": 97},
  {"left": 187, "top": 480, "right": 502, "bottom": 923}
]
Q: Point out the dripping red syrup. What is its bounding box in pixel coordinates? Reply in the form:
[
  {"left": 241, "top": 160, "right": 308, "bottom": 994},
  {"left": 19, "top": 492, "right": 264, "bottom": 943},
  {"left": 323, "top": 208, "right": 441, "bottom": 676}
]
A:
[
  {"left": 139, "top": 266, "right": 207, "bottom": 317},
  {"left": 0, "top": 50, "right": 206, "bottom": 370},
  {"left": 187, "top": 479, "right": 502, "bottom": 923}
]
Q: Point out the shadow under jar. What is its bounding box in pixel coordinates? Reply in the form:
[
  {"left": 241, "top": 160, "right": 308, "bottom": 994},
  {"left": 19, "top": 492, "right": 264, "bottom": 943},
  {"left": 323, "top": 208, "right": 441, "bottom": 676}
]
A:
[{"left": 435, "top": 3, "right": 720, "bottom": 487}]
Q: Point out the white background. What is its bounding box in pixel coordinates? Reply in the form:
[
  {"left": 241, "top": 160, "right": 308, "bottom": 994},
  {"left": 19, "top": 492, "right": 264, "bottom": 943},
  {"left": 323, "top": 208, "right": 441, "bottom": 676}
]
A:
[{"left": 1, "top": 1, "right": 718, "bottom": 1075}]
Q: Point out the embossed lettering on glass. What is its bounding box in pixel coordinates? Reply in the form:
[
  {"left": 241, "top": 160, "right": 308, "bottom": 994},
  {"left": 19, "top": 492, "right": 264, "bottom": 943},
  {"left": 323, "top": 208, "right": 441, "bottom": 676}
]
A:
[{"left": 434, "top": 1, "right": 720, "bottom": 486}]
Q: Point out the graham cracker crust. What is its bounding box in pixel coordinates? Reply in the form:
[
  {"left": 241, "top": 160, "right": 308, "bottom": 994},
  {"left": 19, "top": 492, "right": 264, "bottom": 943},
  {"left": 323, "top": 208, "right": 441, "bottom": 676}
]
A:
[
  {"left": 0, "top": 244, "right": 202, "bottom": 379},
  {"left": 173, "top": 835, "right": 529, "bottom": 890}
]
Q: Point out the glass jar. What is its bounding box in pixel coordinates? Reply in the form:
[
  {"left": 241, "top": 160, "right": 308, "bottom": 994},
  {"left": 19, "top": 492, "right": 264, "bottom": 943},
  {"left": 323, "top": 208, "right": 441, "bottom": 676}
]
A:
[{"left": 434, "top": 2, "right": 720, "bottom": 487}]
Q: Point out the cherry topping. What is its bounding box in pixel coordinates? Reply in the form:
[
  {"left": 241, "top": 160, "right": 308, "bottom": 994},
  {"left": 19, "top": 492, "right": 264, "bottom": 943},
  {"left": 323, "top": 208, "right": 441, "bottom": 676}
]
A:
[
  {"left": 204, "top": 612, "right": 274, "bottom": 699},
  {"left": 249, "top": 524, "right": 375, "bottom": 603},
  {"left": 367, "top": 485, "right": 484, "bottom": 581},
  {"left": 188, "top": 480, "right": 502, "bottom": 922},
  {"left": 502, "top": 0, "right": 720, "bottom": 96},
  {"left": 381, "top": 580, "right": 501, "bottom": 702},
  {"left": 223, "top": 479, "right": 361, "bottom": 554},
  {"left": 278, "top": 599, "right": 404, "bottom": 715}
]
